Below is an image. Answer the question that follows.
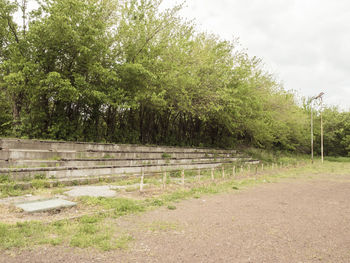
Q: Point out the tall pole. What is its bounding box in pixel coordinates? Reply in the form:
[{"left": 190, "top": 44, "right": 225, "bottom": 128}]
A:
[
  {"left": 310, "top": 101, "right": 314, "bottom": 164},
  {"left": 320, "top": 97, "right": 324, "bottom": 164}
]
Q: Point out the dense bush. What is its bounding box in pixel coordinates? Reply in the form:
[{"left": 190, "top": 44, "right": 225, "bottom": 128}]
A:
[{"left": 0, "top": 0, "right": 349, "bottom": 155}]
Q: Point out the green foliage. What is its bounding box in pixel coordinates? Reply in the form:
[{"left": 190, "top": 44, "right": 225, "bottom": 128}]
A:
[
  {"left": 0, "top": 174, "right": 10, "bottom": 183},
  {"left": 313, "top": 107, "right": 350, "bottom": 156},
  {"left": 161, "top": 153, "right": 171, "bottom": 159},
  {"left": 0, "top": 0, "right": 349, "bottom": 155},
  {"left": 324, "top": 156, "right": 350, "bottom": 162},
  {"left": 167, "top": 205, "right": 176, "bottom": 210},
  {"left": 79, "top": 197, "right": 145, "bottom": 216},
  {"left": 33, "top": 174, "right": 46, "bottom": 180}
]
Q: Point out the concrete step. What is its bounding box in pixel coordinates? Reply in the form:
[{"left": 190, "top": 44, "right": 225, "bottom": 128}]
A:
[
  {"left": 0, "top": 156, "right": 248, "bottom": 168},
  {"left": 0, "top": 138, "right": 236, "bottom": 154},
  {"left": 0, "top": 159, "right": 259, "bottom": 181},
  {"left": 0, "top": 149, "right": 237, "bottom": 161},
  {"left": 0, "top": 160, "right": 260, "bottom": 191}
]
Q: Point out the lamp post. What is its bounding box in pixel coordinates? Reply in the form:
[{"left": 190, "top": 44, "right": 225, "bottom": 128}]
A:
[
  {"left": 315, "top": 93, "right": 324, "bottom": 163},
  {"left": 310, "top": 92, "right": 324, "bottom": 164},
  {"left": 310, "top": 98, "right": 314, "bottom": 163}
]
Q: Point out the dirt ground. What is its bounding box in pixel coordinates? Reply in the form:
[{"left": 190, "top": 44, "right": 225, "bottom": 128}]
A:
[{"left": 1, "top": 174, "right": 350, "bottom": 263}]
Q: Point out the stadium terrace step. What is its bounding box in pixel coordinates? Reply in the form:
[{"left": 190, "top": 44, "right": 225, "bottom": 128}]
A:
[
  {"left": 0, "top": 138, "right": 256, "bottom": 182},
  {"left": 0, "top": 149, "right": 235, "bottom": 161},
  {"left": 0, "top": 138, "right": 236, "bottom": 154},
  {"left": 0, "top": 156, "right": 249, "bottom": 168},
  {"left": 0, "top": 159, "right": 259, "bottom": 181}
]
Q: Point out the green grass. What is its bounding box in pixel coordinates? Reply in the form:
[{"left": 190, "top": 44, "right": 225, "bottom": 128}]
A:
[
  {"left": 0, "top": 214, "right": 133, "bottom": 251},
  {"left": 103, "top": 153, "right": 113, "bottom": 159},
  {"left": 0, "top": 160, "right": 349, "bottom": 251},
  {"left": 161, "top": 153, "right": 172, "bottom": 159},
  {"left": 115, "top": 234, "right": 134, "bottom": 249},
  {"left": 0, "top": 183, "right": 32, "bottom": 198},
  {"left": 33, "top": 174, "right": 46, "bottom": 180},
  {"left": 0, "top": 174, "right": 10, "bottom": 183},
  {"left": 242, "top": 147, "right": 308, "bottom": 165},
  {"left": 78, "top": 197, "right": 146, "bottom": 216},
  {"left": 324, "top": 156, "right": 350, "bottom": 162},
  {"left": 50, "top": 156, "right": 62, "bottom": 161}
]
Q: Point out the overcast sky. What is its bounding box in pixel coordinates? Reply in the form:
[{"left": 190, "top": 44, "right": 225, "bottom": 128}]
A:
[{"left": 162, "top": 0, "right": 350, "bottom": 110}]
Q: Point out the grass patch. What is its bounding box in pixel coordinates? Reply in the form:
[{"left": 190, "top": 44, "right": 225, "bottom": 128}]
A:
[
  {"left": 1, "top": 159, "right": 349, "bottom": 251},
  {"left": 0, "top": 183, "right": 32, "bottom": 198},
  {"left": 324, "top": 156, "right": 350, "bottom": 162},
  {"left": 103, "top": 153, "right": 113, "bottom": 159},
  {"left": 33, "top": 174, "right": 46, "bottom": 180},
  {"left": 115, "top": 234, "right": 134, "bottom": 249},
  {"left": 0, "top": 174, "right": 10, "bottom": 183},
  {"left": 79, "top": 197, "right": 145, "bottom": 216},
  {"left": 50, "top": 156, "right": 61, "bottom": 161},
  {"left": 161, "top": 153, "right": 172, "bottom": 159},
  {"left": 0, "top": 216, "right": 132, "bottom": 251}
]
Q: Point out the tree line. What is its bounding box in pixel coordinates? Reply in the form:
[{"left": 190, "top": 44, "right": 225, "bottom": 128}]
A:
[{"left": 0, "top": 0, "right": 349, "bottom": 156}]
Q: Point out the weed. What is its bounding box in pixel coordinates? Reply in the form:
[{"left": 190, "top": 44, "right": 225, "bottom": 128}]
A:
[
  {"left": 324, "top": 156, "right": 350, "bottom": 162},
  {"left": 34, "top": 174, "right": 46, "bottom": 180},
  {"left": 115, "top": 234, "right": 134, "bottom": 249},
  {"left": 103, "top": 153, "right": 113, "bottom": 159},
  {"left": 72, "top": 180, "right": 79, "bottom": 186},
  {"left": 31, "top": 179, "right": 49, "bottom": 189},
  {"left": 0, "top": 174, "right": 10, "bottom": 183},
  {"left": 0, "top": 183, "right": 31, "bottom": 198},
  {"left": 79, "top": 197, "right": 145, "bottom": 216},
  {"left": 79, "top": 215, "right": 101, "bottom": 224},
  {"left": 151, "top": 199, "right": 164, "bottom": 206},
  {"left": 167, "top": 205, "right": 176, "bottom": 210},
  {"left": 51, "top": 156, "right": 61, "bottom": 161},
  {"left": 161, "top": 153, "right": 172, "bottom": 159}
]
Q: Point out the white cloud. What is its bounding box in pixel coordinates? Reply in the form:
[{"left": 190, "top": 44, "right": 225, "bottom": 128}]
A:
[{"left": 162, "top": 0, "right": 350, "bottom": 110}]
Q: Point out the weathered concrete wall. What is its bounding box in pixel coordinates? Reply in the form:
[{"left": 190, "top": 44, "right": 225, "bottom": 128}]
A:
[
  {"left": 0, "top": 138, "right": 236, "bottom": 154},
  {"left": 0, "top": 156, "right": 247, "bottom": 168},
  {"left": 0, "top": 149, "right": 235, "bottom": 161},
  {"left": 0, "top": 138, "right": 254, "bottom": 181}
]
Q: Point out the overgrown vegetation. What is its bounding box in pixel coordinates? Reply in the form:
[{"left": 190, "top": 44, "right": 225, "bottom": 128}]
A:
[
  {"left": 1, "top": 0, "right": 348, "bottom": 153},
  {"left": 1, "top": 160, "right": 349, "bottom": 251}
]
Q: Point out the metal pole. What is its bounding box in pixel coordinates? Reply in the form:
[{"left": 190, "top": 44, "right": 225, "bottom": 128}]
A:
[
  {"left": 311, "top": 101, "right": 314, "bottom": 164},
  {"left": 320, "top": 97, "right": 324, "bottom": 164}
]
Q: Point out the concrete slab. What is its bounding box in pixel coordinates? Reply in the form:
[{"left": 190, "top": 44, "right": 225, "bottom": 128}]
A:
[
  {"left": 64, "top": 184, "right": 146, "bottom": 197},
  {"left": 65, "top": 185, "right": 118, "bottom": 197},
  {"left": 110, "top": 183, "right": 142, "bottom": 190},
  {"left": 16, "top": 198, "right": 76, "bottom": 213}
]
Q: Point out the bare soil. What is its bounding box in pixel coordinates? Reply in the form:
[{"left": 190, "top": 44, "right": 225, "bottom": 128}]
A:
[{"left": 1, "top": 174, "right": 350, "bottom": 263}]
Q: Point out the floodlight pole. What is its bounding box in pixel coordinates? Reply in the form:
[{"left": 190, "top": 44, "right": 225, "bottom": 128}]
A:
[
  {"left": 320, "top": 96, "right": 324, "bottom": 163},
  {"left": 310, "top": 100, "right": 314, "bottom": 164},
  {"left": 310, "top": 92, "right": 324, "bottom": 164}
]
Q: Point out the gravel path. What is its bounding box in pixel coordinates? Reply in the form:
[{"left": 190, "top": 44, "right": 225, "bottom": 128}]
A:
[{"left": 2, "top": 174, "right": 350, "bottom": 263}]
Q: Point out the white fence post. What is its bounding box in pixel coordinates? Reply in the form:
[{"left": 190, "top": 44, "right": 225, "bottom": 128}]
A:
[{"left": 140, "top": 167, "right": 144, "bottom": 192}]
